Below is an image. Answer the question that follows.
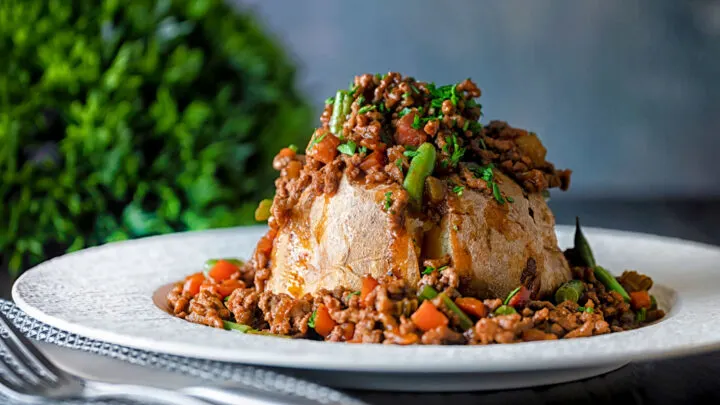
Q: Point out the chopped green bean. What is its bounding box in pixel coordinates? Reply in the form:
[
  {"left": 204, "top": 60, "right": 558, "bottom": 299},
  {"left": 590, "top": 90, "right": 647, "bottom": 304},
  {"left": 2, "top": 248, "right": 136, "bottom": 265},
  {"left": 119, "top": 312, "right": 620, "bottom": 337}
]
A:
[
  {"left": 494, "top": 305, "right": 517, "bottom": 316},
  {"left": 594, "top": 266, "right": 631, "bottom": 302},
  {"left": 417, "top": 284, "right": 439, "bottom": 301},
  {"left": 438, "top": 292, "right": 474, "bottom": 331},
  {"left": 329, "top": 90, "right": 346, "bottom": 136},
  {"left": 254, "top": 198, "right": 273, "bottom": 222},
  {"left": 650, "top": 295, "right": 658, "bottom": 310},
  {"left": 555, "top": 280, "right": 585, "bottom": 304},
  {"left": 223, "top": 320, "right": 252, "bottom": 333},
  {"left": 403, "top": 143, "right": 436, "bottom": 210},
  {"left": 636, "top": 308, "right": 647, "bottom": 322}
]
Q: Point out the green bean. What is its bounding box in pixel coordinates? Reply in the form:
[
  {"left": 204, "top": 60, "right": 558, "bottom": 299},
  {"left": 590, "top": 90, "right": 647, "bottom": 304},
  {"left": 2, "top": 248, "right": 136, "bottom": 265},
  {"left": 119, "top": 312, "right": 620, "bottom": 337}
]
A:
[
  {"left": 594, "top": 266, "right": 631, "bottom": 302},
  {"left": 403, "top": 142, "right": 436, "bottom": 210},
  {"left": 574, "top": 217, "right": 596, "bottom": 267},
  {"left": 329, "top": 90, "right": 346, "bottom": 136},
  {"left": 494, "top": 305, "right": 517, "bottom": 316},
  {"left": 223, "top": 320, "right": 252, "bottom": 333},
  {"left": 254, "top": 198, "right": 273, "bottom": 221},
  {"left": 438, "top": 292, "right": 474, "bottom": 331},
  {"left": 555, "top": 280, "right": 585, "bottom": 304},
  {"left": 417, "top": 285, "right": 473, "bottom": 331},
  {"left": 650, "top": 295, "right": 657, "bottom": 310},
  {"left": 636, "top": 308, "right": 647, "bottom": 323}
]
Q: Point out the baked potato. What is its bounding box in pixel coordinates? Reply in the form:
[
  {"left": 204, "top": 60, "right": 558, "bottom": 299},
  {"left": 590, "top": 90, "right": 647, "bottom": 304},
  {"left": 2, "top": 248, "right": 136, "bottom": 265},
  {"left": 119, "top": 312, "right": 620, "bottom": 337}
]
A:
[{"left": 266, "top": 169, "right": 570, "bottom": 299}]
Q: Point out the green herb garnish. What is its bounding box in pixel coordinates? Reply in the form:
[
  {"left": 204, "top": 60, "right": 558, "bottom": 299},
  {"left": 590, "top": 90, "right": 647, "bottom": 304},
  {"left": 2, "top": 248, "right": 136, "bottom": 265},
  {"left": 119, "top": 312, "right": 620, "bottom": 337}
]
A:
[
  {"left": 337, "top": 141, "right": 357, "bottom": 155},
  {"left": 359, "top": 146, "right": 368, "bottom": 154},
  {"left": 307, "top": 131, "right": 327, "bottom": 150},
  {"left": 449, "top": 134, "right": 465, "bottom": 167},
  {"left": 452, "top": 185, "right": 464, "bottom": 196},
  {"left": 383, "top": 191, "right": 393, "bottom": 211},
  {"left": 308, "top": 310, "right": 318, "bottom": 328},
  {"left": 356, "top": 95, "right": 365, "bottom": 105},
  {"left": 462, "top": 120, "right": 470, "bottom": 132},
  {"left": 403, "top": 149, "right": 420, "bottom": 158},
  {"left": 422, "top": 266, "right": 435, "bottom": 275},
  {"left": 410, "top": 83, "right": 420, "bottom": 94},
  {"left": 348, "top": 291, "right": 361, "bottom": 297},
  {"left": 358, "top": 105, "right": 375, "bottom": 114},
  {"left": 398, "top": 107, "right": 413, "bottom": 118},
  {"left": 492, "top": 182, "right": 505, "bottom": 204},
  {"left": 288, "top": 144, "right": 298, "bottom": 152},
  {"left": 325, "top": 97, "right": 334, "bottom": 105},
  {"left": 395, "top": 159, "right": 403, "bottom": 170},
  {"left": 412, "top": 114, "right": 422, "bottom": 129},
  {"left": 506, "top": 196, "right": 514, "bottom": 203}
]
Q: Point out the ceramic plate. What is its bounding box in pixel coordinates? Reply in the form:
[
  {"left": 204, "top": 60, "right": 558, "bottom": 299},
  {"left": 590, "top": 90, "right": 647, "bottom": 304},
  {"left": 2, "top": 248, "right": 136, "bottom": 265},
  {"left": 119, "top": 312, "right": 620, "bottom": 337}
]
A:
[{"left": 12, "top": 226, "right": 720, "bottom": 391}]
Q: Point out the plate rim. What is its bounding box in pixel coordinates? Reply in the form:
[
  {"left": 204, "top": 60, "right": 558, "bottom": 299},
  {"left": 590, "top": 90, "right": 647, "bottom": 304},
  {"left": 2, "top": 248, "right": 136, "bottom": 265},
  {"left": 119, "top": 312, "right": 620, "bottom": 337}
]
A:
[{"left": 12, "top": 225, "right": 720, "bottom": 373}]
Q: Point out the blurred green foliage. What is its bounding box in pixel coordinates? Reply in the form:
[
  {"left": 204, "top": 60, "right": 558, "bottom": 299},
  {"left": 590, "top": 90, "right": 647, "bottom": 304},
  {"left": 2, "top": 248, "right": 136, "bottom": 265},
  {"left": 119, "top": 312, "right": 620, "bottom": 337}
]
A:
[{"left": 0, "top": 0, "right": 312, "bottom": 277}]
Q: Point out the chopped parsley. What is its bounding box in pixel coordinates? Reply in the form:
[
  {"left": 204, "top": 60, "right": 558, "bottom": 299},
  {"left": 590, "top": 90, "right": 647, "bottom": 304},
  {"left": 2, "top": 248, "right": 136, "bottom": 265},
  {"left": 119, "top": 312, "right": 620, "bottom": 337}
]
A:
[
  {"left": 359, "top": 146, "right": 368, "bottom": 154},
  {"left": 307, "top": 131, "right": 327, "bottom": 150},
  {"left": 506, "top": 196, "right": 514, "bottom": 203},
  {"left": 472, "top": 163, "right": 506, "bottom": 204},
  {"left": 348, "top": 84, "right": 358, "bottom": 97},
  {"left": 398, "top": 107, "right": 413, "bottom": 118},
  {"left": 452, "top": 185, "right": 464, "bottom": 196},
  {"left": 337, "top": 141, "right": 357, "bottom": 155},
  {"left": 410, "top": 83, "right": 420, "bottom": 94},
  {"left": 358, "top": 105, "right": 375, "bottom": 114},
  {"left": 383, "top": 191, "right": 393, "bottom": 211},
  {"left": 375, "top": 73, "right": 382, "bottom": 80},
  {"left": 307, "top": 310, "right": 317, "bottom": 328},
  {"left": 422, "top": 266, "right": 435, "bottom": 275},
  {"left": 449, "top": 134, "right": 466, "bottom": 167},
  {"left": 325, "top": 97, "right": 334, "bottom": 105},
  {"left": 402, "top": 92, "right": 410, "bottom": 99},
  {"left": 356, "top": 95, "right": 366, "bottom": 105},
  {"left": 438, "top": 265, "right": 448, "bottom": 272},
  {"left": 403, "top": 149, "right": 420, "bottom": 158},
  {"left": 462, "top": 120, "right": 470, "bottom": 132},
  {"left": 428, "top": 83, "right": 458, "bottom": 108},
  {"left": 378, "top": 102, "right": 387, "bottom": 113},
  {"left": 288, "top": 144, "right": 298, "bottom": 152},
  {"left": 348, "top": 291, "right": 361, "bottom": 297},
  {"left": 395, "top": 159, "right": 402, "bottom": 170},
  {"left": 411, "top": 114, "right": 422, "bottom": 129}
]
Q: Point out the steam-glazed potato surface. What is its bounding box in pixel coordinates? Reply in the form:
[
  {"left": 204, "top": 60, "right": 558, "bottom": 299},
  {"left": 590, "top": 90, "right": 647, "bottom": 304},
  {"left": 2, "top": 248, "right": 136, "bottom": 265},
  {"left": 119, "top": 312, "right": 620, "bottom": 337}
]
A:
[
  {"left": 425, "top": 170, "right": 571, "bottom": 299},
  {"left": 266, "top": 177, "right": 423, "bottom": 297},
  {"left": 268, "top": 171, "right": 570, "bottom": 300}
]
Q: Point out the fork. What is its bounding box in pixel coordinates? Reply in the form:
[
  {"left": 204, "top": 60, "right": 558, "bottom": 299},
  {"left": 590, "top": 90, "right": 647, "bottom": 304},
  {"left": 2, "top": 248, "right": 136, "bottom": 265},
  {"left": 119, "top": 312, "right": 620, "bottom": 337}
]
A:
[{"left": 0, "top": 311, "right": 216, "bottom": 404}]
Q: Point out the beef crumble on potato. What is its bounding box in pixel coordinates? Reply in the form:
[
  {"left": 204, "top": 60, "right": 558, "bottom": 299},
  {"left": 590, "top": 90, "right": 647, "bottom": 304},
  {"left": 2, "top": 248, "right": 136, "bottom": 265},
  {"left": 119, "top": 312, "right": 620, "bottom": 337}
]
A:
[{"left": 167, "top": 73, "right": 664, "bottom": 344}]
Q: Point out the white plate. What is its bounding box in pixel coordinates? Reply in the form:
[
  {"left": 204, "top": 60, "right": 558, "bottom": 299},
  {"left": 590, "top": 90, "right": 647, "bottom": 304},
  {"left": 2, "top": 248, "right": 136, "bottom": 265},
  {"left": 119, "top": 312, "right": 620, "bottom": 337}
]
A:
[{"left": 11, "top": 226, "right": 720, "bottom": 391}]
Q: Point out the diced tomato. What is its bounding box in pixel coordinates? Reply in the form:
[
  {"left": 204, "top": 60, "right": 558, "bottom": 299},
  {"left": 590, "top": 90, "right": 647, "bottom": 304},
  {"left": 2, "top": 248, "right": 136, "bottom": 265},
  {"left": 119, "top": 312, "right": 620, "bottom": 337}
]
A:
[
  {"left": 394, "top": 112, "right": 428, "bottom": 147},
  {"left": 358, "top": 150, "right": 386, "bottom": 172},
  {"left": 508, "top": 286, "right": 531, "bottom": 308},
  {"left": 183, "top": 272, "right": 205, "bottom": 296},
  {"left": 216, "top": 279, "right": 245, "bottom": 299},
  {"left": 411, "top": 300, "right": 449, "bottom": 332},
  {"left": 360, "top": 275, "right": 379, "bottom": 303},
  {"left": 630, "top": 290, "right": 652, "bottom": 310},
  {"left": 313, "top": 305, "right": 336, "bottom": 338},
  {"left": 455, "top": 297, "right": 487, "bottom": 318},
  {"left": 208, "top": 260, "right": 239, "bottom": 282},
  {"left": 308, "top": 130, "right": 340, "bottom": 164}
]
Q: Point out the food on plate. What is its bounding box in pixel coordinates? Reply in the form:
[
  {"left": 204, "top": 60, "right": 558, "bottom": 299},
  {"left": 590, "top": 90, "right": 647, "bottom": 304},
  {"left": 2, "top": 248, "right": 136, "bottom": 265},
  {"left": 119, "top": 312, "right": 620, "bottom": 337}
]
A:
[{"left": 167, "top": 72, "right": 665, "bottom": 344}]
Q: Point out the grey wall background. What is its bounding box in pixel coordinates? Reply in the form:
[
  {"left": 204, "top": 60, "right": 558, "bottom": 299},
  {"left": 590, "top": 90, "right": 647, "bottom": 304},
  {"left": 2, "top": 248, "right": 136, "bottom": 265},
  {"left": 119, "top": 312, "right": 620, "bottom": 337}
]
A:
[{"left": 236, "top": 0, "right": 720, "bottom": 199}]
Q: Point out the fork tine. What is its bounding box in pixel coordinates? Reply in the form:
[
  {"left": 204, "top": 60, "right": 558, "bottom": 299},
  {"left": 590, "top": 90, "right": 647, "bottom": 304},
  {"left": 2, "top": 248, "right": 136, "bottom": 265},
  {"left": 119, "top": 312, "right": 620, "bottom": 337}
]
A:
[
  {"left": 0, "top": 312, "right": 63, "bottom": 384},
  {"left": 0, "top": 352, "right": 29, "bottom": 395}
]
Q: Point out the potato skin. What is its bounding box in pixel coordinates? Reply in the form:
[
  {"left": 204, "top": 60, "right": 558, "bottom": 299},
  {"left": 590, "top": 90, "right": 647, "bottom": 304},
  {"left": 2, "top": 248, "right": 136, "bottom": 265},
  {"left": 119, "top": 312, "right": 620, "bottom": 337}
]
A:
[
  {"left": 426, "top": 170, "right": 571, "bottom": 299},
  {"left": 267, "top": 171, "right": 570, "bottom": 300},
  {"left": 266, "top": 177, "right": 422, "bottom": 297}
]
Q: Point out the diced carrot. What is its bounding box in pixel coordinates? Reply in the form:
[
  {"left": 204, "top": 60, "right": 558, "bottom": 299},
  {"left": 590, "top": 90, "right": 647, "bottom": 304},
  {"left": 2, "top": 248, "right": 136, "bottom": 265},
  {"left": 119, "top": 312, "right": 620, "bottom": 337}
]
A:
[
  {"left": 508, "top": 286, "right": 531, "bottom": 308},
  {"left": 360, "top": 275, "right": 379, "bottom": 302},
  {"left": 308, "top": 131, "right": 340, "bottom": 164},
  {"left": 455, "top": 297, "right": 487, "bottom": 318},
  {"left": 359, "top": 150, "right": 386, "bottom": 171},
  {"left": 215, "top": 279, "right": 245, "bottom": 298},
  {"left": 277, "top": 147, "right": 296, "bottom": 159},
  {"left": 183, "top": 272, "right": 205, "bottom": 296},
  {"left": 208, "top": 260, "right": 239, "bottom": 282},
  {"left": 313, "top": 305, "right": 336, "bottom": 337},
  {"left": 411, "top": 300, "right": 449, "bottom": 332},
  {"left": 342, "top": 323, "right": 355, "bottom": 341},
  {"left": 630, "top": 291, "right": 652, "bottom": 310}
]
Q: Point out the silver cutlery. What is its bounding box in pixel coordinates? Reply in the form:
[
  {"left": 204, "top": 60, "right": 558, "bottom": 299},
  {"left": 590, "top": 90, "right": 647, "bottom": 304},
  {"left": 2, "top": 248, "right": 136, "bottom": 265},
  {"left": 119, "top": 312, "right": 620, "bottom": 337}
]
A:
[{"left": 0, "top": 312, "right": 325, "bottom": 405}]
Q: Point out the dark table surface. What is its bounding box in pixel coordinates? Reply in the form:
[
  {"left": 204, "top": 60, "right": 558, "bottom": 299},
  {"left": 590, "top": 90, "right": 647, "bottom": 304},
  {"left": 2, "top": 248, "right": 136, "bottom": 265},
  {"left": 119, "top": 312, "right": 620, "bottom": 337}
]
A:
[{"left": 2, "top": 198, "right": 719, "bottom": 404}]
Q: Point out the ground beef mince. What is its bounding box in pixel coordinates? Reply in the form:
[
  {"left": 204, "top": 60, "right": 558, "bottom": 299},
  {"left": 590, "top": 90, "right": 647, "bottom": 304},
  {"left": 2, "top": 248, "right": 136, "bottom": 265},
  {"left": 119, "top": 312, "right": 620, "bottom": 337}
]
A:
[{"left": 166, "top": 72, "right": 664, "bottom": 345}]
